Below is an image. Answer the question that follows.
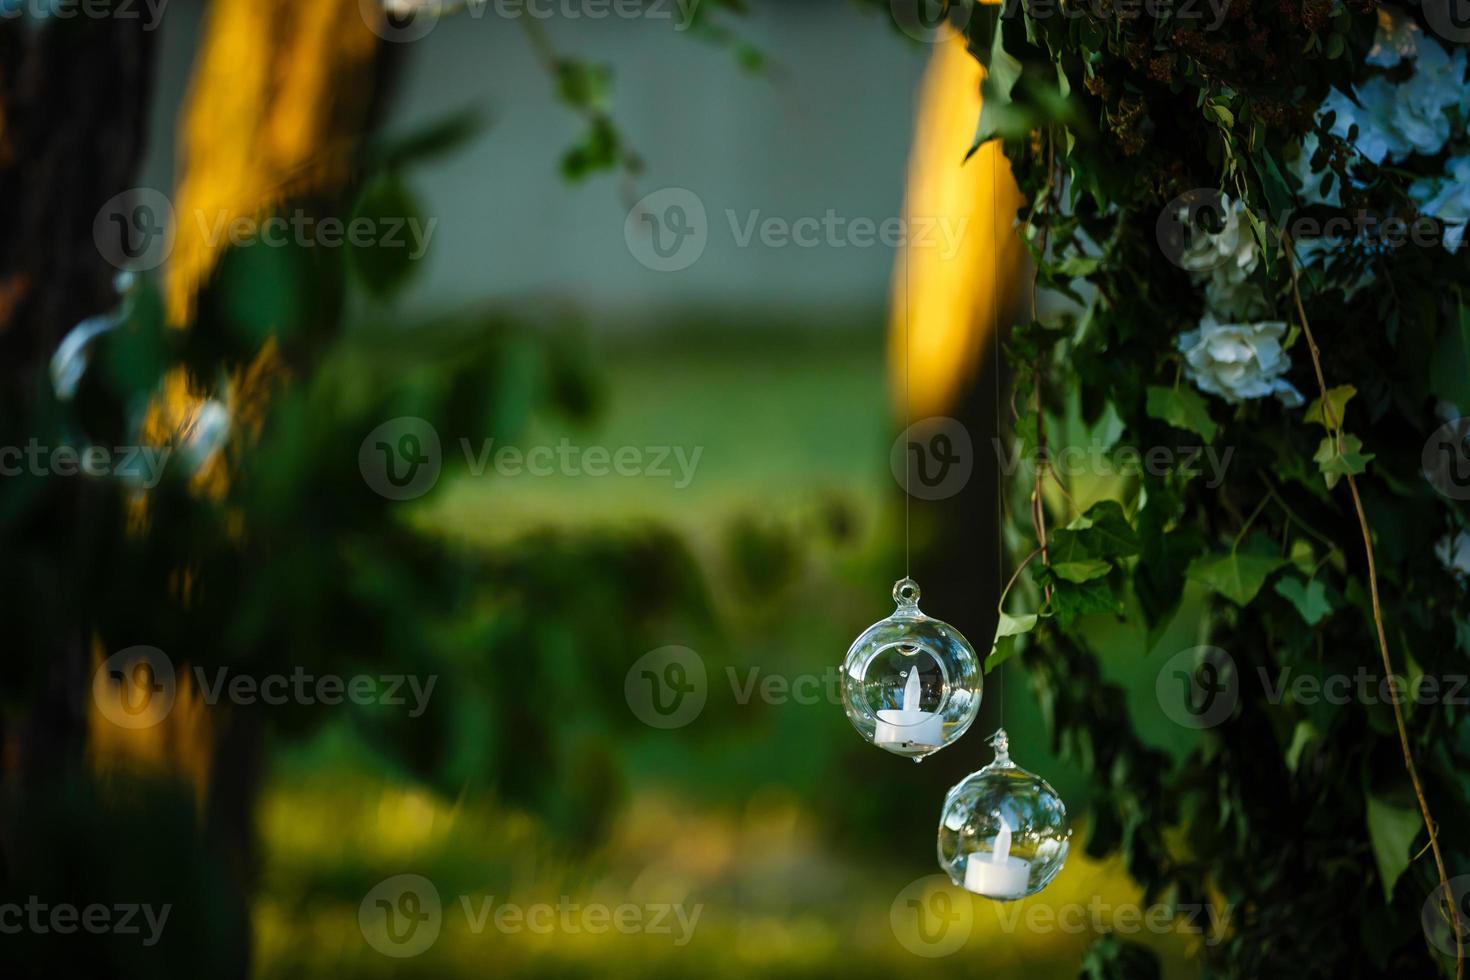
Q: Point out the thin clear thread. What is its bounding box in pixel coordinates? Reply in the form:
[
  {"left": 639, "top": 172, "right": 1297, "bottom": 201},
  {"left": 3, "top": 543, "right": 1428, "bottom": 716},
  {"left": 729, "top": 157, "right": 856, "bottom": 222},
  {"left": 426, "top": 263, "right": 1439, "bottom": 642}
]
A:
[
  {"left": 989, "top": 139, "right": 1005, "bottom": 728},
  {"left": 904, "top": 234, "right": 911, "bottom": 579}
]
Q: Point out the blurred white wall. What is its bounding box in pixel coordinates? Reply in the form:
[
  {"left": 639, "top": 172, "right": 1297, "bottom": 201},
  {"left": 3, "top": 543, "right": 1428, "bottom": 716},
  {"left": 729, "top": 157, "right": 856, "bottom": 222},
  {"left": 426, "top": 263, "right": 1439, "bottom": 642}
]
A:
[{"left": 141, "top": 0, "right": 932, "bottom": 330}]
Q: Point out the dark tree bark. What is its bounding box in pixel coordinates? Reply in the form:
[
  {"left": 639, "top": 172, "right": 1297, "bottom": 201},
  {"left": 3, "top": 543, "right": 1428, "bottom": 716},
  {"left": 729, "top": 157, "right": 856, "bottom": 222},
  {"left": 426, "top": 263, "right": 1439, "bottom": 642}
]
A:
[{"left": 0, "top": 15, "right": 156, "bottom": 782}]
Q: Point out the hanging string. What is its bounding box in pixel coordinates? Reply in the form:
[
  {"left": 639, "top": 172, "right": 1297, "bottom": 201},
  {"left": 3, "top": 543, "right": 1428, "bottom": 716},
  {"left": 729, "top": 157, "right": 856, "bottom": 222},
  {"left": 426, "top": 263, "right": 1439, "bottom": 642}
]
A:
[
  {"left": 989, "top": 138, "right": 1005, "bottom": 728},
  {"left": 904, "top": 233, "right": 912, "bottom": 580}
]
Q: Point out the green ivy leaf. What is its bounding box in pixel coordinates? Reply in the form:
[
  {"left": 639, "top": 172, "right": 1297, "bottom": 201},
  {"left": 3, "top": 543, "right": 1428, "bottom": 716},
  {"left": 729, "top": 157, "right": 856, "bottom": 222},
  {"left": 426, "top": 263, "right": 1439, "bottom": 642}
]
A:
[
  {"left": 1145, "top": 385, "right": 1219, "bottom": 442},
  {"left": 1186, "top": 552, "right": 1286, "bottom": 605},
  {"left": 347, "top": 173, "right": 429, "bottom": 301},
  {"left": 971, "top": 8, "right": 1023, "bottom": 148},
  {"left": 1037, "top": 566, "right": 1124, "bottom": 628},
  {"left": 1273, "top": 576, "right": 1333, "bottom": 626},
  {"left": 1313, "top": 433, "right": 1374, "bottom": 489},
  {"left": 1055, "top": 255, "right": 1101, "bottom": 278},
  {"left": 1304, "top": 385, "right": 1357, "bottom": 430},
  {"left": 986, "top": 612, "right": 1039, "bottom": 674},
  {"left": 1064, "top": 500, "right": 1141, "bottom": 557},
  {"left": 1052, "top": 559, "right": 1113, "bottom": 583},
  {"left": 1366, "top": 795, "right": 1422, "bottom": 901}
]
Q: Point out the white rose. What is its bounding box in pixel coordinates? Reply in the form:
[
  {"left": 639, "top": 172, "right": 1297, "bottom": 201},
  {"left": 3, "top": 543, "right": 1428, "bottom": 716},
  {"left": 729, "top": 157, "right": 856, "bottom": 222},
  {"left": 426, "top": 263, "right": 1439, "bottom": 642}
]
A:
[
  {"left": 1178, "top": 318, "right": 1305, "bottom": 407},
  {"left": 1178, "top": 198, "right": 1268, "bottom": 320},
  {"left": 1322, "top": 17, "right": 1470, "bottom": 165},
  {"left": 1409, "top": 155, "right": 1470, "bottom": 252}
]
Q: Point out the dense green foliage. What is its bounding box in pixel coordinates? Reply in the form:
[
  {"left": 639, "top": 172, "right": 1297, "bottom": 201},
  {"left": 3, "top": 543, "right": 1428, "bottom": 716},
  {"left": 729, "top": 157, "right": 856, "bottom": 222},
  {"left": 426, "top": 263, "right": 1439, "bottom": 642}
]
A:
[{"left": 962, "top": 0, "right": 1470, "bottom": 974}]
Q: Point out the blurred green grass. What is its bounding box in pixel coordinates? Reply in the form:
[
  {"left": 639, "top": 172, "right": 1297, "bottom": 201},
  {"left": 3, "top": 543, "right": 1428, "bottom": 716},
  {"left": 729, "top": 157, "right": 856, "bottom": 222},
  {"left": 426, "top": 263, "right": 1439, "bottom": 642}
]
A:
[{"left": 254, "top": 328, "right": 1206, "bottom": 978}]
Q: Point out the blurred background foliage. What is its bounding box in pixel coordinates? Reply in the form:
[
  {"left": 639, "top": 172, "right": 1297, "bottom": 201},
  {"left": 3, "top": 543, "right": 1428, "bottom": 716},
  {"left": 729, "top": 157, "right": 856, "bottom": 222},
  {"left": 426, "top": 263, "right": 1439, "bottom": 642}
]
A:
[{"left": 0, "top": 2, "right": 1214, "bottom": 978}]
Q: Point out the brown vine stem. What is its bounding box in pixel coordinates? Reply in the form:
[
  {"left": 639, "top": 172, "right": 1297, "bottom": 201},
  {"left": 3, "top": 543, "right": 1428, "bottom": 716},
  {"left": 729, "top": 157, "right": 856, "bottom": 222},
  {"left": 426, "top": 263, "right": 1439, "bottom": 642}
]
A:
[
  {"left": 1285, "top": 237, "right": 1463, "bottom": 976},
  {"left": 1028, "top": 132, "right": 1058, "bottom": 605}
]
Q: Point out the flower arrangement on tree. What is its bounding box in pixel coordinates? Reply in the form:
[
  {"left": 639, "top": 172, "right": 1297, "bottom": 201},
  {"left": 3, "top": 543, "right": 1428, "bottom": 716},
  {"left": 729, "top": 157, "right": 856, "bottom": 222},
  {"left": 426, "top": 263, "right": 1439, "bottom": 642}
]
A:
[{"left": 962, "top": 1, "right": 1470, "bottom": 974}]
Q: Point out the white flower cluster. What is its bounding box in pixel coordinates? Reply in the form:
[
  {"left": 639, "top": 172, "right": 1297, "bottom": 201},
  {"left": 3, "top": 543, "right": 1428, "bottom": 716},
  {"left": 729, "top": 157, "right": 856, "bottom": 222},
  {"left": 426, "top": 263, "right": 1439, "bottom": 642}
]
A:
[
  {"left": 1309, "top": 10, "right": 1470, "bottom": 250},
  {"left": 1409, "top": 155, "right": 1470, "bottom": 251},
  {"left": 1178, "top": 198, "right": 1269, "bottom": 321},
  {"left": 1178, "top": 319, "right": 1304, "bottom": 407},
  {"left": 1175, "top": 200, "right": 1302, "bottom": 406}
]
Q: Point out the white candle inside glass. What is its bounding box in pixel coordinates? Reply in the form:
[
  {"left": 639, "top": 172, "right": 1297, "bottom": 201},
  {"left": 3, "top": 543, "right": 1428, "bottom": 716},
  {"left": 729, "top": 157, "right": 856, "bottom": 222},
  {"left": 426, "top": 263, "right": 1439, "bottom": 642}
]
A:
[
  {"left": 964, "top": 820, "right": 1031, "bottom": 899},
  {"left": 873, "top": 666, "right": 943, "bottom": 747}
]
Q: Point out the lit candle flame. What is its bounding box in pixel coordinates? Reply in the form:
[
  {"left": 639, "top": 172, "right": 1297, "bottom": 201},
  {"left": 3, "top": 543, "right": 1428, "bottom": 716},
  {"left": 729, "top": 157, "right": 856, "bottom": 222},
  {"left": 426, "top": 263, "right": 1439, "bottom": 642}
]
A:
[
  {"left": 902, "top": 666, "right": 921, "bottom": 712},
  {"left": 993, "top": 819, "right": 1011, "bottom": 865}
]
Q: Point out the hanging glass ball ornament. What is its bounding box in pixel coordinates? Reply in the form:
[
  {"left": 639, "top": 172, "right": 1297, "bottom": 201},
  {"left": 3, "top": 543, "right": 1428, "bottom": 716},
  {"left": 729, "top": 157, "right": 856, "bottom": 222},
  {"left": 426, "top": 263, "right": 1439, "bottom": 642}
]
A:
[
  {"left": 937, "top": 728, "right": 1071, "bottom": 900},
  {"left": 841, "top": 577, "right": 981, "bottom": 761}
]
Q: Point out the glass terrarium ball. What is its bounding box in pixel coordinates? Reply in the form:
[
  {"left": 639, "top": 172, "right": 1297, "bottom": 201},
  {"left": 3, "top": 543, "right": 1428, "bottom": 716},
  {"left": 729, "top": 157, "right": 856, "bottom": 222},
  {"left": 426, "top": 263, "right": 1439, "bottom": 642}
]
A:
[
  {"left": 937, "top": 729, "right": 1071, "bottom": 901},
  {"left": 841, "top": 577, "right": 981, "bottom": 760}
]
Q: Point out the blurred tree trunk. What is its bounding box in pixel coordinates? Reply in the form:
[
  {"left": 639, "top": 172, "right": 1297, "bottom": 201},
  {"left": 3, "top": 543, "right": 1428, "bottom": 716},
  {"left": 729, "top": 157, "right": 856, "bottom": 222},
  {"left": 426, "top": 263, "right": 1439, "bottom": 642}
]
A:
[{"left": 0, "top": 17, "right": 157, "bottom": 783}]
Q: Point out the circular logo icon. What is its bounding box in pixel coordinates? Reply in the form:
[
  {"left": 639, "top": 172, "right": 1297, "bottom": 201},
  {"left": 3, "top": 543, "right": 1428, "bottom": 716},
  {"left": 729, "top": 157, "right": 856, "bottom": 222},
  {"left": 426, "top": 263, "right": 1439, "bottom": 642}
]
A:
[
  {"left": 624, "top": 188, "right": 708, "bottom": 272},
  {"left": 891, "top": 416, "right": 974, "bottom": 501},
  {"left": 360, "top": 874, "right": 442, "bottom": 958},
  {"left": 360, "top": 0, "right": 442, "bottom": 42},
  {"left": 359, "top": 417, "right": 442, "bottom": 501},
  {"left": 1155, "top": 645, "right": 1238, "bottom": 729},
  {"left": 93, "top": 187, "right": 176, "bottom": 272},
  {"left": 1423, "top": 417, "right": 1470, "bottom": 501},
  {"left": 93, "top": 645, "right": 176, "bottom": 730},
  {"left": 890, "top": 0, "right": 972, "bottom": 43},
  {"left": 1425, "top": 0, "right": 1470, "bottom": 43},
  {"left": 1422, "top": 875, "right": 1470, "bottom": 958},
  {"left": 889, "top": 875, "right": 973, "bottom": 958},
  {"left": 624, "top": 645, "right": 707, "bottom": 729},
  {"left": 1155, "top": 188, "right": 1237, "bottom": 272}
]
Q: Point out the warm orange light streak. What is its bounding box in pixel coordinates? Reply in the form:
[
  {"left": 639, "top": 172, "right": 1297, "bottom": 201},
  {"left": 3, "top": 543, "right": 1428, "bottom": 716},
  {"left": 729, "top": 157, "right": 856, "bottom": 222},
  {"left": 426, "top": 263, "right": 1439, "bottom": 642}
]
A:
[{"left": 889, "top": 28, "right": 1024, "bottom": 420}]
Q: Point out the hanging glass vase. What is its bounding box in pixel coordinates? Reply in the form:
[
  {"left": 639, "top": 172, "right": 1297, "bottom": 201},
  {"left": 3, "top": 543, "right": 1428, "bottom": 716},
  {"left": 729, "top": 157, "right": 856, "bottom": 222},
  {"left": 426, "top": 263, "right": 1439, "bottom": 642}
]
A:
[
  {"left": 840, "top": 577, "right": 981, "bottom": 761},
  {"left": 937, "top": 728, "right": 1071, "bottom": 900}
]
